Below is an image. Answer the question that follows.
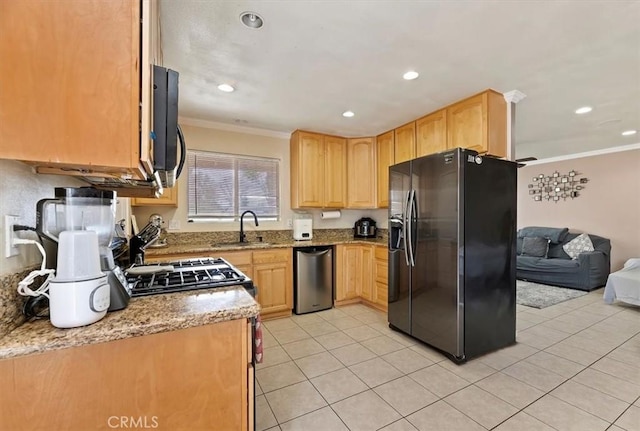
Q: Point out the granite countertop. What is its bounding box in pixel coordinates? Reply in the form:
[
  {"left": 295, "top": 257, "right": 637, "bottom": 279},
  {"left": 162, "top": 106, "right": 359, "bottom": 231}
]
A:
[
  {"left": 146, "top": 237, "right": 387, "bottom": 257},
  {"left": 0, "top": 286, "right": 259, "bottom": 360}
]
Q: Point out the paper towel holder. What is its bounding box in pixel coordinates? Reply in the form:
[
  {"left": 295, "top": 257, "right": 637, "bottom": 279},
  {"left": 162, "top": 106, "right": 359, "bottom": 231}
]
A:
[{"left": 321, "top": 210, "right": 341, "bottom": 219}]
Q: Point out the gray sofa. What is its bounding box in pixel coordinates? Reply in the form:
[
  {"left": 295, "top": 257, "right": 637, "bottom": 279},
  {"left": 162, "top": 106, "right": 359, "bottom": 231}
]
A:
[{"left": 516, "top": 227, "right": 611, "bottom": 291}]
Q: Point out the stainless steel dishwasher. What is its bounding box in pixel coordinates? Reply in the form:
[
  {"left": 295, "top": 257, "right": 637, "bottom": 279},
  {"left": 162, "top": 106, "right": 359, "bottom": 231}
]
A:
[{"left": 294, "top": 246, "right": 334, "bottom": 314}]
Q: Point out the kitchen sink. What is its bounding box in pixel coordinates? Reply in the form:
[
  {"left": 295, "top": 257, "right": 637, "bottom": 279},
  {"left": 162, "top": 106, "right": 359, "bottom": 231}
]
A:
[{"left": 211, "top": 242, "right": 272, "bottom": 248}]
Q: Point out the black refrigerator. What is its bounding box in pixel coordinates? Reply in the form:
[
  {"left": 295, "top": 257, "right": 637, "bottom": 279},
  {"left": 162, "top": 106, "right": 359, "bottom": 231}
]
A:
[{"left": 388, "top": 148, "right": 517, "bottom": 363}]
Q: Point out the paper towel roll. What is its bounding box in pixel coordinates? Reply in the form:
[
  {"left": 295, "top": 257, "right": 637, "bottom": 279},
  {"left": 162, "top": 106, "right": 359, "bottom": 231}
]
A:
[{"left": 321, "top": 210, "right": 341, "bottom": 219}]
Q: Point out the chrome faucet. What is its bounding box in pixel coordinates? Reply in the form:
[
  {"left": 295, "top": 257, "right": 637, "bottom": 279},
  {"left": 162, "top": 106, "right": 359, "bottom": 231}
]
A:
[{"left": 239, "top": 210, "right": 259, "bottom": 243}]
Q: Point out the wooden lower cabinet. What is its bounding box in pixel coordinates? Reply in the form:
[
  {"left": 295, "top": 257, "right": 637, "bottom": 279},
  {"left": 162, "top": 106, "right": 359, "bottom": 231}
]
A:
[
  {"left": 335, "top": 244, "right": 361, "bottom": 303},
  {"left": 335, "top": 244, "right": 378, "bottom": 309},
  {"left": 223, "top": 249, "right": 293, "bottom": 319},
  {"left": 0, "top": 319, "right": 254, "bottom": 431},
  {"left": 252, "top": 249, "right": 293, "bottom": 318},
  {"left": 335, "top": 244, "right": 388, "bottom": 312},
  {"left": 373, "top": 245, "right": 388, "bottom": 311}
]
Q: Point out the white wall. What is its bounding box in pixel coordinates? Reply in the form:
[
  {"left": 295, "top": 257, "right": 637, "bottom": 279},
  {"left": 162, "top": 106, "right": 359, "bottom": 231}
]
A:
[
  {"left": 133, "top": 122, "right": 388, "bottom": 233},
  {"left": 0, "top": 160, "right": 83, "bottom": 275},
  {"left": 517, "top": 147, "right": 640, "bottom": 271}
]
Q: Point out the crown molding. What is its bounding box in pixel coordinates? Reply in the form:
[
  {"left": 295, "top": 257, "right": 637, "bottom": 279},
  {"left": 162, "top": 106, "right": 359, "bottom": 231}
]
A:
[
  {"left": 178, "top": 117, "right": 291, "bottom": 139},
  {"left": 503, "top": 90, "right": 527, "bottom": 104},
  {"left": 521, "top": 143, "right": 640, "bottom": 166}
]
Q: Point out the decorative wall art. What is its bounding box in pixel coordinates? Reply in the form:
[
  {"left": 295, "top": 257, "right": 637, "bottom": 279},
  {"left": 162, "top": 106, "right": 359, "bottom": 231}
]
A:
[{"left": 527, "top": 170, "right": 588, "bottom": 202}]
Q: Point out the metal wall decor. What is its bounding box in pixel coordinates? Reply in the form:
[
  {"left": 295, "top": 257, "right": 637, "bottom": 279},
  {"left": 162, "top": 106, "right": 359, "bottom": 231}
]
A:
[{"left": 527, "top": 170, "right": 588, "bottom": 202}]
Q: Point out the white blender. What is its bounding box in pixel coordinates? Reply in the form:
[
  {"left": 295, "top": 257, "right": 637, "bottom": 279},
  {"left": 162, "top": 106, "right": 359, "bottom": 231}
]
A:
[{"left": 36, "top": 188, "right": 131, "bottom": 325}]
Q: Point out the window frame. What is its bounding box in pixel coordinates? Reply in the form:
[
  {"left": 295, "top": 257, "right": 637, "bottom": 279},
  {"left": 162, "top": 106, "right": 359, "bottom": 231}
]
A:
[{"left": 186, "top": 149, "right": 281, "bottom": 222}]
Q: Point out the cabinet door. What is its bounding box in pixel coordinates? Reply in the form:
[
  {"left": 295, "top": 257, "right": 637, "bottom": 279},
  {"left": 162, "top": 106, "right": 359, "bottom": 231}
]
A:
[
  {"left": 447, "top": 90, "right": 506, "bottom": 157},
  {"left": 131, "top": 186, "right": 178, "bottom": 207},
  {"left": 376, "top": 131, "right": 395, "bottom": 208},
  {"left": 253, "top": 249, "right": 292, "bottom": 316},
  {"left": 0, "top": 320, "right": 250, "bottom": 431},
  {"left": 447, "top": 93, "right": 486, "bottom": 153},
  {"left": 360, "top": 245, "right": 374, "bottom": 301},
  {"left": 346, "top": 138, "right": 376, "bottom": 208},
  {"left": 253, "top": 262, "right": 292, "bottom": 315},
  {"left": 324, "top": 135, "right": 347, "bottom": 208},
  {"left": 0, "top": 0, "right": 146, "bottom": 178},
  {"left": 416, "top": 109, "right": 447, "bottom": 157},
  {"left": 336, "top": 245, "right": 359, "bottom": 301},
  {"left": 290, "top": 131, "right": 325, "bottom": 208},
  {"left": 394, "top": 122, "right": 416, "bottom": 163}
]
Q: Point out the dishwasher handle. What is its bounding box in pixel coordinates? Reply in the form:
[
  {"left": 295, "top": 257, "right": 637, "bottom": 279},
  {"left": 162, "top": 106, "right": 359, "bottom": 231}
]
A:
[{"left": 299, "top": 249, "right": 331, "bottom": 257}]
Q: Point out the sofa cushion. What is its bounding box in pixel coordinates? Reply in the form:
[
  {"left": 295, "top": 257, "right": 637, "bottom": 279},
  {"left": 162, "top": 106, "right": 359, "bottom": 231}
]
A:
[
  {"left": 522, "top": 237, "right": 550, "bottom": 257},
  {"left": 563, "top": 233, "right": 595, "bottom": 259},
  {"left": 517, "top": 256, "right": 580, "bottom": 271},
  {"left": 518, "top": 226, "right": 569, "bottom": 243}
]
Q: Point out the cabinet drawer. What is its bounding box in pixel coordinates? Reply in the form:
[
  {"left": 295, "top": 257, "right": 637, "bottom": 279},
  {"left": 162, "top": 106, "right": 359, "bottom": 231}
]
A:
[
  {"left": 221, "top": 251, "right": 253, "bottom": 266},
  {"left": 252, "top": 249, "right": 291, "bottom": 264},
  {"left": 375, "top": 261, "right": 388, "bottom": 284},
  {"left": 374, "top": 246, "right": 388, "bottom": 261},
  {"left": 376, "top": 281, "right": 388, "bottom": 303}
]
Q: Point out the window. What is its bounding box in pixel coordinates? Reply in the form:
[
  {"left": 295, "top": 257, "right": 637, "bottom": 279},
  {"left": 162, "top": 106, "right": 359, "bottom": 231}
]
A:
[{"left": 187, "top": 150, "right": 280, "bottom": 221}]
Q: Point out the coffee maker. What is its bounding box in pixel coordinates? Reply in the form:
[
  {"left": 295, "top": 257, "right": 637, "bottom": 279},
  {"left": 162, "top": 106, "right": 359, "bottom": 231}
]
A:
[{"left": 36, "top": 187, "right": 131, "bottom": 311}]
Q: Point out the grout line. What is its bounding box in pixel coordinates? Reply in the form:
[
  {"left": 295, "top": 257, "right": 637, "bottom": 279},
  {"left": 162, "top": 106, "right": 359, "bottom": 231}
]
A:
[{"left": 257, "top": 298, "right": 638, "bottom": 430}]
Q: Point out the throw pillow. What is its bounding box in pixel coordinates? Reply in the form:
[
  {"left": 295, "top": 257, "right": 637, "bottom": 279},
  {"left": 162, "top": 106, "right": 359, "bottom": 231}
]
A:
[
  {"left": 522, "top": 236, "right": 550, "bottom": 258},
  {"left": 563, "top": 233, "right": 595, "bottom": 259}
]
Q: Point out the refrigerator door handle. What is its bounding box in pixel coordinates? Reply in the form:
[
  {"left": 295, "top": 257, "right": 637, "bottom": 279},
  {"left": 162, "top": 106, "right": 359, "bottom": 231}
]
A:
[
  {"left": 407, "top": 189, "right": 416, "bottom": 267},
  {"left": 403, "top": 191, "right": 411, "bottom": 267},
  {"left": 410, "top": 189, "right": 417, "bottom": 267}
]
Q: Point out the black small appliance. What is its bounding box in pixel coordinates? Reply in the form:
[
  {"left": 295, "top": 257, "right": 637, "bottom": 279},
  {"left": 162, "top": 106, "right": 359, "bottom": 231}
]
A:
[{"left": 354, "top": 217, "right": 377, "bottom": 238}]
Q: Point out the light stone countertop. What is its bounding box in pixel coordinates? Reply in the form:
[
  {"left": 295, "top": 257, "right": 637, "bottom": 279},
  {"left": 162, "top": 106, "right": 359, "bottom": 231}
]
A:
[
  {"left": 0, "top": 286, "right": 259, "bottom": 360},
  {"left": 145, "top": 237, "right": 387, "bottom": 257}
]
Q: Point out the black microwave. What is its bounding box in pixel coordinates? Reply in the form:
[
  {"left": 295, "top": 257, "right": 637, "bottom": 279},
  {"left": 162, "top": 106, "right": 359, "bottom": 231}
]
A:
[{"left": 153, "top": 65, "right": 185, "bottom": 189}]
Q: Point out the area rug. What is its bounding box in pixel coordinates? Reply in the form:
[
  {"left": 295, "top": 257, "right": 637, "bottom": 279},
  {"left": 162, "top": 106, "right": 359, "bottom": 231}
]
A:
[{"left": 516, "top": 280, "right": 588, "bottom": 309}]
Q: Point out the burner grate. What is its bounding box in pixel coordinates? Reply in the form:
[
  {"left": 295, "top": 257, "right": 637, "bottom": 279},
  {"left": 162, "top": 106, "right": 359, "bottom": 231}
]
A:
[{"left": 127, "top": 257, "right": 253, "bottom": 297}]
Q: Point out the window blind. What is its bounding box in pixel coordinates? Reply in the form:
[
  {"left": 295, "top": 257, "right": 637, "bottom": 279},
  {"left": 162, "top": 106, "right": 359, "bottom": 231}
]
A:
[{"left": 187, "top": 150, "right": 280, "bottom": 220}]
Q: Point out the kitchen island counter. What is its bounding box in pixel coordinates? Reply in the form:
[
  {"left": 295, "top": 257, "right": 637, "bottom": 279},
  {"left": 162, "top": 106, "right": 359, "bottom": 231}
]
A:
[{"left": 0, "top": 285, "right": 259, "bottom": 360}]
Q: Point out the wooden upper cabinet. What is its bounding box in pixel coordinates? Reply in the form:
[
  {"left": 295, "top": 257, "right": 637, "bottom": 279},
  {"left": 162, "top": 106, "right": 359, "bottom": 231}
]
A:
[
  {"left": 290, "top": 131, "right": 325, "bottom": 208},
  {"left": 324, "top": 135, "right": 348, "bottom": 208},
  {"left": 347, "top": 137, "right": 376, "bottom": 208},
  {"left": 394, "top": 122, "right": 416, "bottom": 163},
  {"left": 447, "top": 90, "right": 507, "bottom": 158},
  {"left": 131, "top": 186, "right": 178, "bottom": 207},
  {"left": 375, "top": 131, "right": 395, "bottom": 208},
  {"left": 416, "top": 109, "right": 447, "bottom": 157},
  {"left": 0, "top": 0, "right": 155, "bottom": 181},
  {"left": 290, "top": 131, "right": 347, "bottom": 209}
]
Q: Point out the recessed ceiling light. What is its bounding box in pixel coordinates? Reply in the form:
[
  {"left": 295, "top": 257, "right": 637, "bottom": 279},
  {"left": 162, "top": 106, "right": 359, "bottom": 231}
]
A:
[
  {"left": 217, "top": 84, "right": 235, "bottom": 93},
  {"left": 575, "top": 106, "right": 592, "bottom": 114},
  {"left": 342, "top": 111, "right": 355, "bottom": 118},
  {"left": 622, "top": 130, "right": 637, "bottom": 136},
  {"left": 403, "top": 71, "right": 419, "bottom": 80},
  {"left": 240, "top": 12, "right": 263, "bottom": 29}
]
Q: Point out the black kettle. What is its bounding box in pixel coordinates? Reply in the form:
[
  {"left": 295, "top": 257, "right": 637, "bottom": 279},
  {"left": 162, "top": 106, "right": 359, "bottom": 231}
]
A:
[{"left": 354, "top": 217, "right": 377, "bottom": 238}]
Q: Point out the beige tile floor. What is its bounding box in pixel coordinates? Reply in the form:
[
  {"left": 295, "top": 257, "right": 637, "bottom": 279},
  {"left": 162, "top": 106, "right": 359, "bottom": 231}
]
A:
[{"left": 255, "top": 289, "right": 640, "bottom": 431}]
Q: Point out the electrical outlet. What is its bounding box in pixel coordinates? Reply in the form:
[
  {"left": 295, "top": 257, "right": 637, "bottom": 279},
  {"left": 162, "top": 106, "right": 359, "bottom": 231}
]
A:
[
  {"left": 168, "top": 220, "right": 180, "bottom": 230},
  {"left": 286, "top": 219, "right": 292, "bottom": 228},
  {"left": 4, "top": 215, "right": 20, "bottom": 258}
]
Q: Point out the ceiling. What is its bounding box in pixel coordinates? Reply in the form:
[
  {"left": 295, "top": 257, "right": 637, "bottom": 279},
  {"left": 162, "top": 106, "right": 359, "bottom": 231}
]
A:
[{"left": 160, "top": 0, "right": 640, "bottom": 160}]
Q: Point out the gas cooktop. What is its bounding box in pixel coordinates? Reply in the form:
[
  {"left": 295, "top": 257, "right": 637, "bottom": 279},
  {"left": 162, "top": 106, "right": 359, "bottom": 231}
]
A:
[{"left": 126, "top": 257, "right": 254, "bottom": 297}]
